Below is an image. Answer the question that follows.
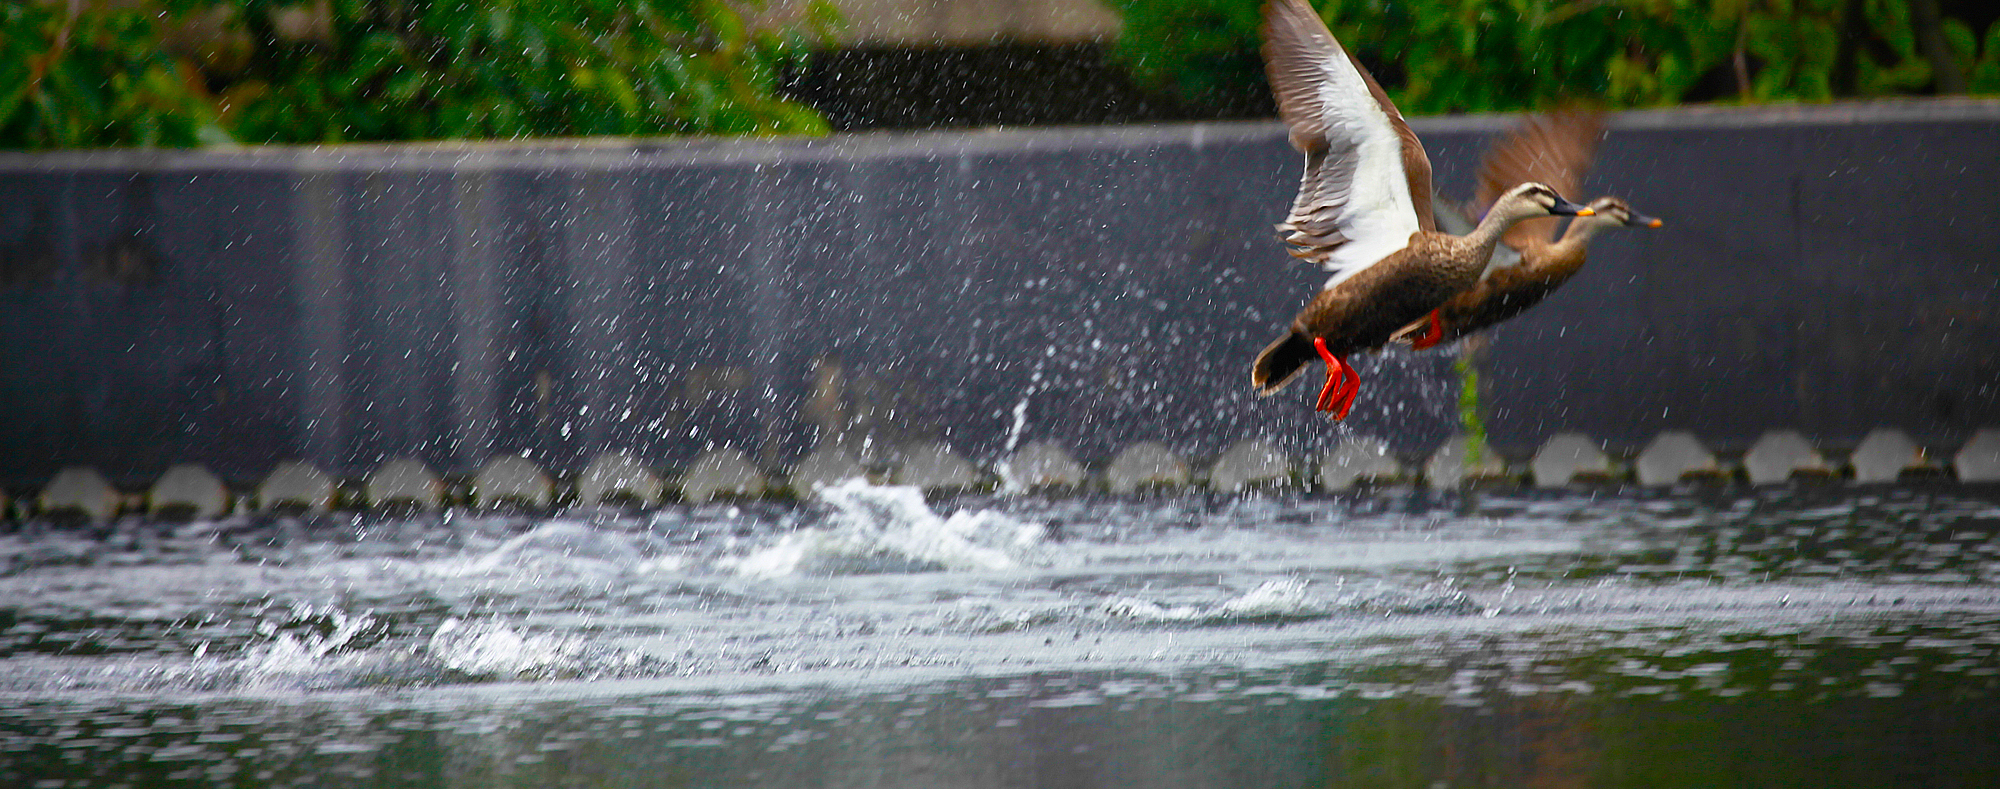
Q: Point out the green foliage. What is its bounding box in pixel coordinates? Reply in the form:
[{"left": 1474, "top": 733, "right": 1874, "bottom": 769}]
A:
[
  {"left": 1106, "top": 0, "right": 2000, "bottom": 114},
  {"left": 2, "top": 0, "right": 831, "bottom": 150},
  {"left": 215, "top": 0, "right": 831, "bottom": 143},
  {"left": 1, "top": 3, "right": 232, "bottom": 148},
  {"left": 1455, "top": 347, "right": 1485, "bottom": 469},
  {"left": 1977, "top": 21, "right": 2000, "bottom": 92}
]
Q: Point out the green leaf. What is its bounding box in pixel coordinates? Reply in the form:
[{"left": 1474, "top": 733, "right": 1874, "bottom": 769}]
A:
[
  {"left": 1942, "top": 18, "right": 1977, "bottom": 73},
  {"left": 1971, "top": 23, "right": 2000, "bottom": 93}
]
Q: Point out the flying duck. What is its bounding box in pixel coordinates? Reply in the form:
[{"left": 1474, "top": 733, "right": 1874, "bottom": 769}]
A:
[
  {"left": 1400, "top": 112, "right": 1663, "bottom": 349},
  {"left": 1249, "top": 0, "right": 1591, "bottom": 419}
]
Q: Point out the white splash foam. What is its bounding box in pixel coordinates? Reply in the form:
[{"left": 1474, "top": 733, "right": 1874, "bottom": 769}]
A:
[
  {"left": 1102, "top": 597, "right": 1206, "bottom": 622},
  {"left": 435, "top": 521, "right": 648, "bottom": 578},
  {"left": 1004, "top": 395, "right": 1031, "bottom": 457},
  {"left": 1217, "top": 578, "right": 1318, "bottom": 617},
  {"left": 428, "top": 618, "right": 579, "bottom": 678},
  {"left": 724, "top": 480, "right": 1048, "bottom": 578},
  {"left": 237, "top": 607, "right": 383, "bottom": 680},
  {"left": 1106, "top": 579, "right": 1328, "bottom": 624}
]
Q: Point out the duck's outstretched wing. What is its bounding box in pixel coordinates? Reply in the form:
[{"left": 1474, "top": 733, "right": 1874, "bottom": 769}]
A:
[
  {"left": 1474, "top": 110, "right": 1604, "bottom": 253},
  {"left": 1262, "top": 0, "right": 1434, "bottom": 286}
]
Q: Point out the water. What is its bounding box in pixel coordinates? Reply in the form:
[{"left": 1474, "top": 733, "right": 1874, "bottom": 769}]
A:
[{"left": 3, "top": 481, "right": 1998, "bottom": 787}]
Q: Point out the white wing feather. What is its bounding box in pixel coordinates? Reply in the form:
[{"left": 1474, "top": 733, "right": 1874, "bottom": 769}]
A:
[
  {"left": 1311, "top": 67, "right": 1419, "bottom": 286},
  {"left": 1262, "top": 0, "right": 1423, "bottom": 288}
]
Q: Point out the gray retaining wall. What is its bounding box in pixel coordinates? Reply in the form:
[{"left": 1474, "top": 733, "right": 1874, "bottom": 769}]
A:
[{"left": 2, "top": 100, "right": 1997, "bottom": 488}]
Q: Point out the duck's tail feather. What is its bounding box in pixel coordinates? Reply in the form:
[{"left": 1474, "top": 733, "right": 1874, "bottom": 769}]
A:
[{"left": 1252, "top": 331, "right": 1318, "bottom": 396}]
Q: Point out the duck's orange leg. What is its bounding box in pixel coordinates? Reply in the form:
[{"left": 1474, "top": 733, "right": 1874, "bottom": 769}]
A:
[
  {"left": 1312, "top": 337, "right": 1342, "bottom": 411},
  {"left": 1330, "top": 365, "right": 1361, "bottom": 420},
  {"left": 1315, "top": 361, "right": 1350, "bottom": 413},
  {"left": 1409, "top": 310, "right": 1445, "bottom": 350},
  {"left": 1312, "top": 337, "right": 1361, "bottom": 420}
]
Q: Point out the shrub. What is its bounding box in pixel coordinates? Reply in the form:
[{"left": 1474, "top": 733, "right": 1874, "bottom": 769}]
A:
[
  {"left": 1105, "top": 0, "right": 1999, "bottom": 114},
  {"left": 0, "top": 0, "right": 832, "bottom": 149}
]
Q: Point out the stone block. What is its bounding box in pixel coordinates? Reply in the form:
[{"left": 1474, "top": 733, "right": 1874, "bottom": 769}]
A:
[
  {"left": 40, "top": 467, "right": 120, "bottom": 522},
  {"left": 788, "top": 443, "right": 871, "bottom": 494},
  {"left": 1635, "top": 431, "right": 1723, "bottom": 486},
  {"left": 576, "top": 451, "right": 665, "bottom": 506},
  {"left": 1531, "top": 433, "right": 1614, "bottom": 487},
  {"left": 1424, "top": 435, "right": 1508, "bottom": 488},
  {"left": 999, "top": 441, "right": 1086, "bottom": 492},
  {"left": 1743, "top": 430, "right": 1831, "bottom": 485},
  {"left": 1956, "top": 429, "right": 2000, "bottom": 482},
  {"left": 366, "top": 457, "right": 444, "bottom": 510},
  {"left": 681, "top": 447, "right": 770, "bottom": 504},
  {"left": 1849, "top": 428, "right": 1928, "bottom": 483},
  {"left": 890, "top": 442, "right": 987, "bottom": 492},
  {"left": 473, "top": 455, "right": 555, "bottom": 509},
  {"left": 1319, "top": 438, "right": 1402, "bottom": 490},
  {"left": 258, "top": 461, "right": 335, "bottom": 513},
  {"left": 148, "top": 464, "right": 230, "bottom": 520},
  {"left": 1207, "top": 439, "right": 1292, "bottom": 493},
  {"left": 1106, "top": 442, "right": 1190, "bottom": 494}
]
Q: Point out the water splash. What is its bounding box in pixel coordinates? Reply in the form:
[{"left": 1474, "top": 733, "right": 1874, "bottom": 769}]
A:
[
  {"left": 1004, "top": 391, "right": 1032, "bottom": 457},
  {"left": 428, "top": 618, "right": 584, "bottom": 679},
  {"left": 1104, "top": 578, "right": 1477, "bottom": 625},
  {"left": 996, "top": 363, "right": 1046, "bottom": 494},
  {"left": 1002, "top": 362, "right": 1045, "bottom": 458},
  {"left": 1105, "top": 579, "right": 1327, "bottom": 624},
  {"left": 235, "top": 604, "right": 392, "bottom": 683},
  {"left": 723, "top": 479, "right": 1048, "bottom": 577},
  {"left": 438, "top": 520, "right": 681, "bottom": 578}
]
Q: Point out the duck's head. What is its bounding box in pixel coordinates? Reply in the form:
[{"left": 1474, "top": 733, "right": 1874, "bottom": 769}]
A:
[
  {"left": 1493, "top": 182, "right": 1593, "bottom": 221},
  {"left": 1582, "top": 196, "right": 1664, "bottom": 228}
]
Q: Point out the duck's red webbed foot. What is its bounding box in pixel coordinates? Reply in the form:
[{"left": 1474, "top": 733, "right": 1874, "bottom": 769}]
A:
[
  {"left": 1409, "top": 309, "right": 1445, "bottom": 350},
  {"left": 1312, "top": 337, "right": 1361, "bottom": 420}
]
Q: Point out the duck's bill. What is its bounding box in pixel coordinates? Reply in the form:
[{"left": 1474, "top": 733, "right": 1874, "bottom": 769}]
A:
[
  {"left": 1632, "top": 213, "right": 1664, "bottom": 228},
  {"left": 1550, "top": 197, "right": 1593, "bottom": 217}
]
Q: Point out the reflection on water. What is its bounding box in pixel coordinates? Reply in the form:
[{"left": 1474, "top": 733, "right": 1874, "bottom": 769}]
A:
[{"left": 2, "top": 484, "right": 1998, "bottom": 787}]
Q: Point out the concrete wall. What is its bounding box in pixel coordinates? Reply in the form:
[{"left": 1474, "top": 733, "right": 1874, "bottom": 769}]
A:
[{"left": 2, "top": 100, "right": 1997, "bottom": 486}]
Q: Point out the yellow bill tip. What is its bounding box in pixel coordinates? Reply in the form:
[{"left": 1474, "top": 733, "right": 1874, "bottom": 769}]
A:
[
  {"left": 1647, "top": 218, "right": 1664, "bottom": 228},
  {"left": 1574, "top": 208, "right": 1596, "bottom": 217}
]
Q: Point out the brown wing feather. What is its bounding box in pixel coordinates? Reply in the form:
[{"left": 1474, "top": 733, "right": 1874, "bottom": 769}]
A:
[
  {"left": 1474, "top": 109, "right": 1604, "bottom": 250},
  {"left": 1261, "top": 0, "right": 1434, "bottom": 260},
  {"left": 1275, "top": 135, "right": 1361, "bottom": 261},
  {"left": 1262, "top": 0, "right": 1355, "bottom": 259},
  {"left": 1272, "top": 0, "right": 1336, "bottom": 155},
  {"left": 1261, "top": 0, "right": 1335, "bottom": 154}
]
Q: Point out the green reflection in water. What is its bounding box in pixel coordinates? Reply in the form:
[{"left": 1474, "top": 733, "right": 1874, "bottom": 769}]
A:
[{"left": 1321, "top": 616, "right": 2000, "bottom": 788}]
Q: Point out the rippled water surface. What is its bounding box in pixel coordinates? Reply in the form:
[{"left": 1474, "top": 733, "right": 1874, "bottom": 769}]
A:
[{"left": 4, "top": 482, "right": 1999, "bottom": 787}]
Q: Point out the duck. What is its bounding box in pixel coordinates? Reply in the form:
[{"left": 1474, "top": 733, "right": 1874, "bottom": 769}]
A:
[
  {"left": 1249, "top": 0, "right": 1591, "bottom": 419},
  {"left": 1398, "top": 112, "right": 1663, "bottom": 349}
]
